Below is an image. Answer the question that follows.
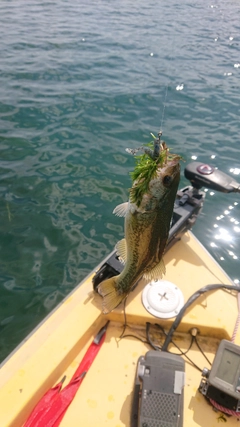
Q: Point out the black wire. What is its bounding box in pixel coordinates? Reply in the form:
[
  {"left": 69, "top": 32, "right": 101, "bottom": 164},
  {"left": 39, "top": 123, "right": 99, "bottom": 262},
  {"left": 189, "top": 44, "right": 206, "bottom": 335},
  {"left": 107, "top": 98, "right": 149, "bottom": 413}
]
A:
[
  {"left": 120, "top": 284, "right": 239, "bottom": 371},
  {"left": 147, "top": 323, "right": 202, "bottom": 371},
  {"left": 119, "top": 298, "right": 129, "bottom": 339},
  {"left": 170, "top": 336, "right": 195, "bottom": 356},
  {"left": 194, "top": 336, "right": 212, "bottom": 366},
  {"left": 169, "top": 337, "right": 202, "bottom": 372},
  {"left": 154, "top": 323, "right": 194, "bottom": 356},
  {"left": 122, "top": 321, "right": 206, "bottom": 372},
  {"left": 154, "top": 323, "right": 167, "bottom": 336},
  {"left": 161, "top": 284, "right": 240, "bottom": 352},
  {"left": 119, "top": 299, "right": 150, "bottom": 344},
  {"left": 146, "top": 322, "right": 161, "bottom": 350}
]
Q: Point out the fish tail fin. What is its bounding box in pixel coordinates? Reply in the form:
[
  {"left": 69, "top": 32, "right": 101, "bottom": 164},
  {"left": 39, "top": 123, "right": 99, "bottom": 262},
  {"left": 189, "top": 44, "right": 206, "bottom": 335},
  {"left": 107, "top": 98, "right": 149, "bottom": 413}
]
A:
[{"left": 98, "top": 277, "right": 126, "bottom": 314}]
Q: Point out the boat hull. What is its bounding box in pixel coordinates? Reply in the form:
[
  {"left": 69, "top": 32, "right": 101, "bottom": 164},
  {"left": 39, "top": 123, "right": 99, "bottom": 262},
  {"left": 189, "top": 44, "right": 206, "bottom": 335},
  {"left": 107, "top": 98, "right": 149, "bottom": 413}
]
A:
[{"left": 0, "top": 231, "right": 239, "bottom": 426}]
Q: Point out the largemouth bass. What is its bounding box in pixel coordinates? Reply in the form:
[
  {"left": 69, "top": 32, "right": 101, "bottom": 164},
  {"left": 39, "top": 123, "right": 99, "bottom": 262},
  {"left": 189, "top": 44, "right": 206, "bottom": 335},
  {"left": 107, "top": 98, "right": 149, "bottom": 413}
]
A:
[{"left": 98, "top": 133, "right": 181, "bottom": 314}]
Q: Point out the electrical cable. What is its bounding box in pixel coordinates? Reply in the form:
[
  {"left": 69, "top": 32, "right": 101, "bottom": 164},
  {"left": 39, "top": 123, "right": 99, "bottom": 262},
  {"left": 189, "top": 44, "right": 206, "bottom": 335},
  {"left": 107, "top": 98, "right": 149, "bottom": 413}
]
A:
[
  {"left": 154, "top": 323, "right": 194, "bottom": 356},
  {"left": 194, "top": 336, "right": 212, "bottom": 366},
  {"left": 170, "top": 336, "right": 195, "bottom": 357},
  {"left": 170, "top": 339, "right": 202, "bottom": 372},
  {"left": 119, "top": 298, "right": 129, "bottom": 339},
  {"left": 161, "top": 284, "right": 240, "bottom": 352},
  {"left": 119, "top": 300, "right": 150, "bottom": 345},
  {"left": 146, "top": 322, "right": 161, "bottom": 350},
  {"left": 120, "top": 284, "right": 240, "bottom": 376},
  {"left": 146, "top": 322, "right": 202, "bottom": 372}
]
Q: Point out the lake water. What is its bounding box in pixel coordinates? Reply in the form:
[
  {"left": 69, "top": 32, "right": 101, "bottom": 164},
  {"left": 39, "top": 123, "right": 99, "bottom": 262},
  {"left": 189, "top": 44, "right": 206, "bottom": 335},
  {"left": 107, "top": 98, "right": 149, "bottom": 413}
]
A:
[{"left": 0, "top": 0, "right": 240, "bottom": 362}]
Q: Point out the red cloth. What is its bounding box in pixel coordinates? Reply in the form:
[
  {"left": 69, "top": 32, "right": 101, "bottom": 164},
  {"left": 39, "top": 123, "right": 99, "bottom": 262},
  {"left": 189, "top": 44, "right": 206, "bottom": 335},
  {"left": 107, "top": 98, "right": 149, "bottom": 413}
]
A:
[{"left": 24, "top": 333, "right": 106, "bottom": 427}]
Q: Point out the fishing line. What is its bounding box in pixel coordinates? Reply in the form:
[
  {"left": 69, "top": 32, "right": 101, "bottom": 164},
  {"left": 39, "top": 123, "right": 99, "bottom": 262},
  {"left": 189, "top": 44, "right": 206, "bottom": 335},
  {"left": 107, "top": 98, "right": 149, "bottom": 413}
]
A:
[
  {"left": 159, "top": 84, "right": 169, "bottom": 134},
  {"left": 155, "top": 1, "right": 187, "bottom": 135}
]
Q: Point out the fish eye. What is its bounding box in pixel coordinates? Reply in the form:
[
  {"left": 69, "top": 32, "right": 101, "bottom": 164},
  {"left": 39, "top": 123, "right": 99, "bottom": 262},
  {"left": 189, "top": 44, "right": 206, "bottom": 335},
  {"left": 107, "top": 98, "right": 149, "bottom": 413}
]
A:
[{"left": 163, "top": 175, "right": 172, "bottom": 186}]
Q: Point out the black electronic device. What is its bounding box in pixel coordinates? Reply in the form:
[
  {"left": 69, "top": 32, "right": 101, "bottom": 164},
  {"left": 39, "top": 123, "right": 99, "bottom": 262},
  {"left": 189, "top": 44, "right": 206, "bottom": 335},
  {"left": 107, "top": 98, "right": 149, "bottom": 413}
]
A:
[
  {"left": 199, "top": 340, "right": 240, "bottom": 411},
  {"left": 184, "top": 162, "right": 240, "bottom": 193},
  {"left": 131, "top": 351, "right": 185, "bottom": 427}
]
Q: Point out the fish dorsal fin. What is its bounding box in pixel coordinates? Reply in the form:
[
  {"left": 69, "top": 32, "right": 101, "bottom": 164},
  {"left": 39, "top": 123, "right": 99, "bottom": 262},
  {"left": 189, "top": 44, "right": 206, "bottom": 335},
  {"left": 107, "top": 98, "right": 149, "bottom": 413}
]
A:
[
  {"left": 115, "top": 239, "right": 127, "bottom": 264},
  {"left": 113, "top": 202, "right": 129, "bottom": 217},
  {"left": 143, "top": 258, "right": 166, "bottom": 281}
]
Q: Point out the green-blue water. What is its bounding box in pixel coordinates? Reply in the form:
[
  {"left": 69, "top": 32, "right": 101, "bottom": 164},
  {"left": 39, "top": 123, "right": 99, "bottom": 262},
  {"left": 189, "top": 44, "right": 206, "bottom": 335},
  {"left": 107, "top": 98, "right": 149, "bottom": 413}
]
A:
[{"left": 0, "top": 0, "right": 240, "bottom": 362}]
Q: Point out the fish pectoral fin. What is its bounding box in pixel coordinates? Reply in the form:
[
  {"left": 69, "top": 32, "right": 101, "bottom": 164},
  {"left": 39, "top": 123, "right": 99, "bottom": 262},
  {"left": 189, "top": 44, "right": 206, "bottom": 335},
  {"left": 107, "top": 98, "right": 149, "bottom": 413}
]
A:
[
  {"left": 113, "top": 202, "right": 129, "bottom": 217},
  {"left": 115, "top": 239, "right": 127, "bottom": 264},
  {"left": 143, "top": 258, "right": 166, "bottom": 281},
  {"left": 98, "top": 277, "right": 126, "bottom": 314}
]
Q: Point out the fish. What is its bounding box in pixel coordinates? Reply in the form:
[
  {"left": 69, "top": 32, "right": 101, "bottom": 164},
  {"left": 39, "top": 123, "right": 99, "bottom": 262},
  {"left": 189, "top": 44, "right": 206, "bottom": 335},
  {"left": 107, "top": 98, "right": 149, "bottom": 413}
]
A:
[{"left": 98, "top": 133, "right": 181, "bottom": 314}]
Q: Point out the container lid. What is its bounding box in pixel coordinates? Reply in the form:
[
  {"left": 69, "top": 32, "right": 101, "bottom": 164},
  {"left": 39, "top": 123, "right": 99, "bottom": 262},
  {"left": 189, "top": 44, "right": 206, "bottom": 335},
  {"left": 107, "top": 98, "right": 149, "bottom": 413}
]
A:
[{"left": 142, "top": 280, "right": 184, "bottom": 319}]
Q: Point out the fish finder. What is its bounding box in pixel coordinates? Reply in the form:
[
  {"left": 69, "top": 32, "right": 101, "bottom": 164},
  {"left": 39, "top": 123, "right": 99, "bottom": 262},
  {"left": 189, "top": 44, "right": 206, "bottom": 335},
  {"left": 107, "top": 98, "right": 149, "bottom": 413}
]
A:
[{"left": 199, "top": 340, "right": 240, "bottom": 411}]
